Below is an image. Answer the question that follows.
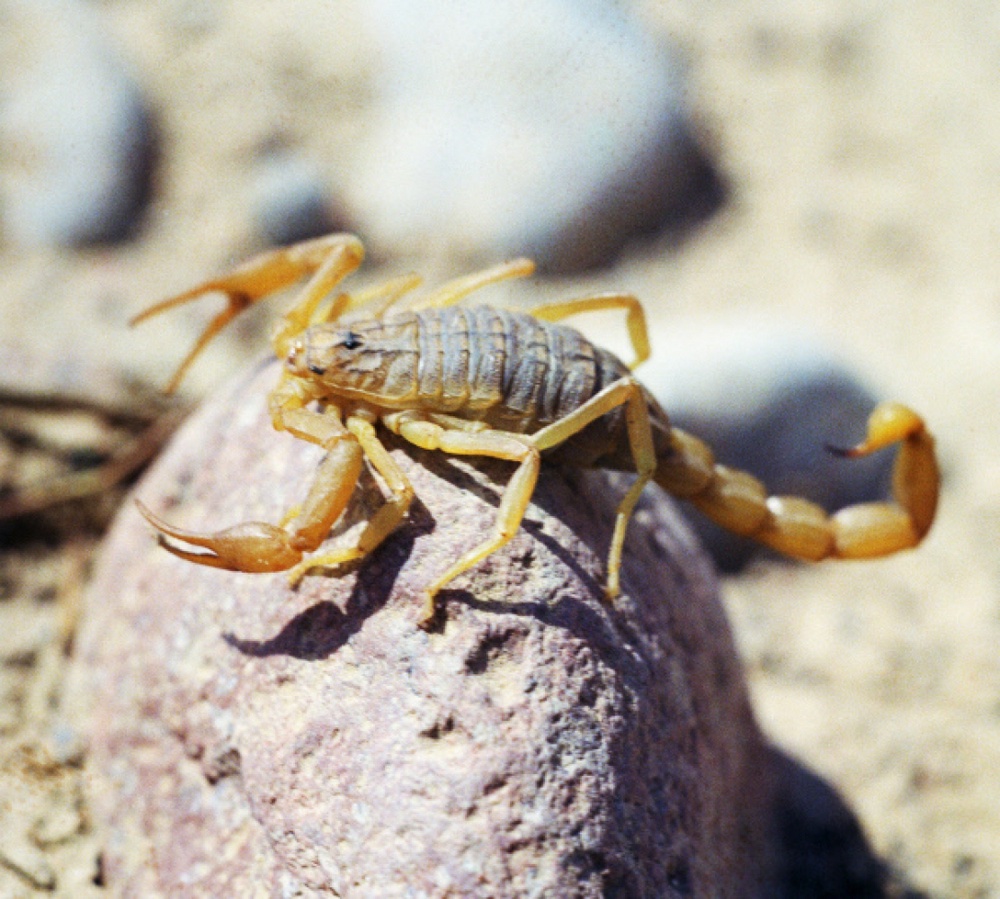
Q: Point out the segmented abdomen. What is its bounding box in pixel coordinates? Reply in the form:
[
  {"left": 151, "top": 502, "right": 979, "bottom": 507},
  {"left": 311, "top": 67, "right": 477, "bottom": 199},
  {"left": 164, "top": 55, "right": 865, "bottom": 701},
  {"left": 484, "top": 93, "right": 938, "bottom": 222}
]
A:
[{"left": 412, "top": 306, "right": 628, "bottom": 435}]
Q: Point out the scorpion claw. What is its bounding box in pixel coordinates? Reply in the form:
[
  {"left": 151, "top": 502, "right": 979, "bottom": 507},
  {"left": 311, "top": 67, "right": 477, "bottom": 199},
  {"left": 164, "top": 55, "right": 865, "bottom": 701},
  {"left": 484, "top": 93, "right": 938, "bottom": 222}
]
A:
[{"left": 135, "top": 500, "right": 303, "bottom": 573}]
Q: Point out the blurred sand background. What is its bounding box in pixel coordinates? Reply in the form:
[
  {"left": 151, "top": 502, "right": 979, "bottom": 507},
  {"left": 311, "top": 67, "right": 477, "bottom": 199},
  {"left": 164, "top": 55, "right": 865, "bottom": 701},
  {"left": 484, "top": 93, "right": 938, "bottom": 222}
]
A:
[{"left": 0, "top": 1, "right": 998, "bottom": 895}]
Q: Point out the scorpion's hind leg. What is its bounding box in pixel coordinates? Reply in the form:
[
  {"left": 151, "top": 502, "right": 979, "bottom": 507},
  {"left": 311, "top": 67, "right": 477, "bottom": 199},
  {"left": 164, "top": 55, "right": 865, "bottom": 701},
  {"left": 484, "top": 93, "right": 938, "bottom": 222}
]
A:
[
  {"left": 132, "top": 233, "right": 364, "bottom": 392},
  {"left": 394, "top": 378, "right": 658, "bottom": 624},
  {"left": 529, "top": 376, "right": 656, "bottom": 599},
  {"left": 656, "top": 402, "right": 939, "bottom": 560}
]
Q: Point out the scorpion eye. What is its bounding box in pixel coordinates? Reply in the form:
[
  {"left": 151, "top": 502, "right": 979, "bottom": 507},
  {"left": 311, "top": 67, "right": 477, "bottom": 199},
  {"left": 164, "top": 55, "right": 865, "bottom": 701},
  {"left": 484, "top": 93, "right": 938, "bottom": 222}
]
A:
[{"left": 342, "top": 331, "right": 363, "bottom": 350}]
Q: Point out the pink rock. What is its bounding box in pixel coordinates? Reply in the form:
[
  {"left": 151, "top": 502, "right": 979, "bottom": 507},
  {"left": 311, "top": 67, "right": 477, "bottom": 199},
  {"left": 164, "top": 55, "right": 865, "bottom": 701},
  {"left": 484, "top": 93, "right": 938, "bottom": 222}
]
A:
[{"left": 71, "top": 361, "right": 877, "bottom": 896}]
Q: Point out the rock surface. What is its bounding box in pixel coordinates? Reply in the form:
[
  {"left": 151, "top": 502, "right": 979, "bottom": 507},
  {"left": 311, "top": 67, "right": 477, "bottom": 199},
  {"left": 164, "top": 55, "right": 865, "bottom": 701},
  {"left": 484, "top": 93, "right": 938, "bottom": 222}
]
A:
[{"left": 71, "top": 362, "right": 881, "bottom": 897}]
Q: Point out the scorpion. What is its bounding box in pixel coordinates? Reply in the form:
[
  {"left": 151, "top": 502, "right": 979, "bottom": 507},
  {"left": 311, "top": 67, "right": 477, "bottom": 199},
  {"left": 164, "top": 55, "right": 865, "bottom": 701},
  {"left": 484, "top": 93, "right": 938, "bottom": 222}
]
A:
[{"left": 133, "top": 233, "right": 939, "bottom": 628}]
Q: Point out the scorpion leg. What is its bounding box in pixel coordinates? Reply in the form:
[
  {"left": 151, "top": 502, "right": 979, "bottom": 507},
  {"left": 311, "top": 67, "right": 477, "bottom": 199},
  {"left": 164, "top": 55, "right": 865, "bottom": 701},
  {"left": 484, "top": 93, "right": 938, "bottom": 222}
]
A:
[
  {"left": 286, "top": 414, "right": 415, "bottom": 584},
  {"left": 332, "top": 272, "right": 425, "bottom": 321},
  {"left": 404, "top": 258, "right": 536, "bottom": 311},
  {"left": 131, "top": 233, "right": 365, "bottom": 392},
  {"left": 530, "top": 377, "right": 656, "bottom": 599},
  {"left": 385, "top": 415, "right": 541, "bottom": 628},
  {"left": 529, "top": 294, "right": 651, "bottom": 369},
  {"left": 656, "top": 402, "right": 938, "bottom": 560}
]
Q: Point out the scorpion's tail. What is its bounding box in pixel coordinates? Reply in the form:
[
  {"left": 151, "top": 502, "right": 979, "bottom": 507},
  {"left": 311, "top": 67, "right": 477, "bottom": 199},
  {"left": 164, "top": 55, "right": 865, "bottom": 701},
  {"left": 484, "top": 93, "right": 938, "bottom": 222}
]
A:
[{"left": 653, "top": 402, "right": 939, "bottom": 561}]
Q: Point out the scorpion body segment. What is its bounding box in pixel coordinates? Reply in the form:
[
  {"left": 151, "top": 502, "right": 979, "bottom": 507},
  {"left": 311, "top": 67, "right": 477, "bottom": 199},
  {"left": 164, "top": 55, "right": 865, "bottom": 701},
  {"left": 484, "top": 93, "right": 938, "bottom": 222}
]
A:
[
  {"left": 133, "top": 233, "right": 939, "bottom": 628},
  {"left": 286, "top": 304, "right": 670, "bottom": 468}
]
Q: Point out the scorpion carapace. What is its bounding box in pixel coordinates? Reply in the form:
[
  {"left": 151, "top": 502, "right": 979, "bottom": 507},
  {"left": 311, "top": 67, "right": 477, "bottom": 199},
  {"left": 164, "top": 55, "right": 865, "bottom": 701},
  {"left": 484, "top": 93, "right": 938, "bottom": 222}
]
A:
[{"left": 133, "top": 233, "right": 939, "bottom": 628}]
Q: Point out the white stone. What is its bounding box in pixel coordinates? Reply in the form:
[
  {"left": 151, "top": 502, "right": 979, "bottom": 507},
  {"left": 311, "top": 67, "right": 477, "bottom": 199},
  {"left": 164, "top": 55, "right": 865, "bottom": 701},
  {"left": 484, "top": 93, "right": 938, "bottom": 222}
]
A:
[{"left": 347, "top": 0, "right": 700, "bottom": 271}]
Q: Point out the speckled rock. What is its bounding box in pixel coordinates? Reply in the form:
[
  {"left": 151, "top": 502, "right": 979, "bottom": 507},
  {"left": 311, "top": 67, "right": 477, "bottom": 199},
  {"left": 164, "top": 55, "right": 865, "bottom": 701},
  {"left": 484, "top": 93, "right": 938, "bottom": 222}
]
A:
[
  {"left": 345, "top": 0, "right": 718, "bottom": 272},
  {"left": 71, "top": 361, "right": 883, "bottom": 897}
]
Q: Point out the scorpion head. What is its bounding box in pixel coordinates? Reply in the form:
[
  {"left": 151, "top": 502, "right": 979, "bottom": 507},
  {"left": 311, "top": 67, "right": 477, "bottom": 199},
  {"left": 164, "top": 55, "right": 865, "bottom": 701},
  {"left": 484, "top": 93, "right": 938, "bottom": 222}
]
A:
[{"left": 285, "top": 321, "right": 418, "bottom": 405}]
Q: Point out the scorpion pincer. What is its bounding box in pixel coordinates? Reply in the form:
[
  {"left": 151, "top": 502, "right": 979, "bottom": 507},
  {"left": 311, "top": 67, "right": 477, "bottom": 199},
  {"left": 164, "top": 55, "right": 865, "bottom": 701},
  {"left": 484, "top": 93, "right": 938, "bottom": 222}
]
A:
[{"left": 132, "top": 233, "right": 939, "bottom": 628}]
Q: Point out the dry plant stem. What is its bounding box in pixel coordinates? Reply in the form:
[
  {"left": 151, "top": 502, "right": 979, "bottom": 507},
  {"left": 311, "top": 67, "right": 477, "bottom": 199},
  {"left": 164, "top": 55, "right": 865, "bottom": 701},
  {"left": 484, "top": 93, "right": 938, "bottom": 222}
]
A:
[
  {"left": 23, "top": 541, "right": 90, "bottom": 729},
  {"left": 0, "top": 408, "right": 185, "bottom": 521}
]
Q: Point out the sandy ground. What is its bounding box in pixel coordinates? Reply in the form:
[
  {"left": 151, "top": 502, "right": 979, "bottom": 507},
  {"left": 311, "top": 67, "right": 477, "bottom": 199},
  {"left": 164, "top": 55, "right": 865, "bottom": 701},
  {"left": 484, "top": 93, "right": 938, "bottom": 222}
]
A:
[{"left": 1, "top": 1, "right": 998, "bottom": 896}]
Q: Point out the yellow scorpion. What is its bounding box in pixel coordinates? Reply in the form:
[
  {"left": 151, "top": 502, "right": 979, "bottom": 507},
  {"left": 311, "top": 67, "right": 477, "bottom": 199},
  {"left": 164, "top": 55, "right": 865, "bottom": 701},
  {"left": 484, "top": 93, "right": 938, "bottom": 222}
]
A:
[{"left": 133, "top": 234, "right": 939, "bottom": 628}]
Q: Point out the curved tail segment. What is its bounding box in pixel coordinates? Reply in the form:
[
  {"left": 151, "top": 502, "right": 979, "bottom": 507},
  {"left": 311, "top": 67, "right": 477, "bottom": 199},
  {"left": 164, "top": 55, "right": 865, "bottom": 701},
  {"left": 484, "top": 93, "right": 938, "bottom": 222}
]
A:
[{"left": 654, "top": 402, "right": 938, "bottom": 561}]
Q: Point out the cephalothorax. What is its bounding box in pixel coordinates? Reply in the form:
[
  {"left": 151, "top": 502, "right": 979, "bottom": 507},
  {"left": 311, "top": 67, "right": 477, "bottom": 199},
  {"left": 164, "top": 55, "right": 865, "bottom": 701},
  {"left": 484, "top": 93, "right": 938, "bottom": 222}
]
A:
[{"left": 133, "top": 234, "right": 939, "bottom": 628}]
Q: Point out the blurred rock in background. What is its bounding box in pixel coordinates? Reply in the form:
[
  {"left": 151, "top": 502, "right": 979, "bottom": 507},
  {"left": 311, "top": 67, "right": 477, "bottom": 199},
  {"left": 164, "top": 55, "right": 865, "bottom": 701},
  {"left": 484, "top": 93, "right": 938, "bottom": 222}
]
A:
[
  {"left": 344, "top": 0, "right": 723, "bottom": 272},
  {"left": 0, "top": 0, "right": 157, "bottom": 248}
]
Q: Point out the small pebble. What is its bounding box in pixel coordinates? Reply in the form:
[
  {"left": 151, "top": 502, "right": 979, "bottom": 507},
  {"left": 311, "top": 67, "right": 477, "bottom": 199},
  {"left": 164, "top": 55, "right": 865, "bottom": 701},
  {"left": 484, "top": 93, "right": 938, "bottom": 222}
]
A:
[
  {"left": 0, "top": 0, "right": 156, "bottom": 247},
  {"left": 46, "top": 721, "right": 87, "bottom": 768},
  {"left": 639, "top": 318, "right": 893, "bottom": 570},
  {"left": 346, "top": 0, "right": 715, "bottom": 271},
  {"left": 30, "top": 802, "right": 83, "bottom": 847}
]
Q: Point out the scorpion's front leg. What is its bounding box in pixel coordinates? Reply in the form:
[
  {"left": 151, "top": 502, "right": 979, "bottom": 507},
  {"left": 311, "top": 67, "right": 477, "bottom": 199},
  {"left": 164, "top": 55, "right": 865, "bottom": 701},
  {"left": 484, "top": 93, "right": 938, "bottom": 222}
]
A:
[
  {"left": 136, "top": 409, "right": 365, "bottom": 574},
  {"left": 403, "top": 257, "right": 536, "bottom": 310},
  {"left": 131, "top": 233, "right": 364, "bottom": 392},
  {"left": 656, "top": 402, "right": 939, "bottom": 560},
  {"left": 284, "top": 413, "right": 415, "bottom": 583}
]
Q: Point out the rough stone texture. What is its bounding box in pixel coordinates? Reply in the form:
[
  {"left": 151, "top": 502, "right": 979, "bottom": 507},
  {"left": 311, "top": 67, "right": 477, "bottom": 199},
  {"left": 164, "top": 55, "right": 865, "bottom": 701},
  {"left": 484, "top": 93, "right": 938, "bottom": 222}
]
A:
[{"left": 71, "top": 362, "right": 882, "bottom": 897}]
